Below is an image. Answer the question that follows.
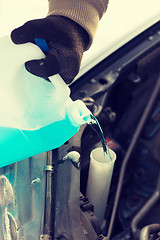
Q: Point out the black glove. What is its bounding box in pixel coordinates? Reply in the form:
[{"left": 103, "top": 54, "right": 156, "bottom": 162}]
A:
[{"left": 11, "top": 16, "right": 89, "bottom": 84}]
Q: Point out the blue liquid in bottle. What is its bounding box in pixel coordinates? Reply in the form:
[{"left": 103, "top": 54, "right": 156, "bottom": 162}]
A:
[{"left": 0, "top": 116, "right": 79, "bottom": 168}]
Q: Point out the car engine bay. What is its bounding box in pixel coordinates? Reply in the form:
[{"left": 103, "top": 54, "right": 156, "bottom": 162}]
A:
[
  {"left": 59, "top": 20, "right": 160, "bottom": 240},
  {"left": 0, "top": 21, "right": 160, "bottom": 240}
]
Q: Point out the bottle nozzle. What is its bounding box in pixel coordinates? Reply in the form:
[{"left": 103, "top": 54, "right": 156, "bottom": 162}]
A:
[{"left": 66, "top": 100, "right": 92, "bottom": 127}]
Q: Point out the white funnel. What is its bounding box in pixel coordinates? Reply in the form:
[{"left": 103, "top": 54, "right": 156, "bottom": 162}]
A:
[{"left": 86, "top": 147, "right": 116, "bottom": 225}]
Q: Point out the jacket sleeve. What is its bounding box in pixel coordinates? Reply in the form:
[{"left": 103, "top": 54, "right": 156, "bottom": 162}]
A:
[{"left": 48, "top": 0, "right": 109, "bottom": 49}]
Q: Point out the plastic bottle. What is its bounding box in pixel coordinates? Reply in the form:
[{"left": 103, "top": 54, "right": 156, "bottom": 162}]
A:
[{"left": 0, "top": 36, "right": 92, "bottom": 168}]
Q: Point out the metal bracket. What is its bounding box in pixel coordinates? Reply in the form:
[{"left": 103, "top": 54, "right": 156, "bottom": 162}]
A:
[
  {"left": 44, "top": 165, "right": 54, "bottom": 172},
  {"left": 40, "top": 235, "right": 52, "bottom": 240}
]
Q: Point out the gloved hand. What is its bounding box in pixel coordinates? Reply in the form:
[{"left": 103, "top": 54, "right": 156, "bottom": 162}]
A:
[{"left": 11, "top": 15, "right": 89, "bottom": 84}]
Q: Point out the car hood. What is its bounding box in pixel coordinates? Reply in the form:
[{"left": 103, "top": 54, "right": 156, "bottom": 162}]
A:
[{"left": 77, "top": 0, "right": 160, "bottom": 79}]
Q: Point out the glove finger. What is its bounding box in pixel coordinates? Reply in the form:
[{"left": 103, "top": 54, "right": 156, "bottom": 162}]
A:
[
  {"left": 11, "top": 19, "right": 49, "bottom": 44},
  {"left": 25, "top": 54, "right": 60, "bottom": 79},
  {"left": 11, "top": 23, "right": 35, "bottom": 44}
]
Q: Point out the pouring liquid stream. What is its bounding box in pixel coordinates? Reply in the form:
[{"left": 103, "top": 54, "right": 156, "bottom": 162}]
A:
[{"left": 88, "top": 114, "right": 112, "bottom": 163}]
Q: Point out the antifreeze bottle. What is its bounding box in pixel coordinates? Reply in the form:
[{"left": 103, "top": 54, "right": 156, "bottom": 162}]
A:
[{"left": 0, "top": 36, "right": 92, "bottom": 168}]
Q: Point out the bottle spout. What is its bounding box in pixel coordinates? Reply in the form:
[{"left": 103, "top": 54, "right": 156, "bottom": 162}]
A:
[{"left": 66, "top": 100, "right": 93, "bottom": 127}]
